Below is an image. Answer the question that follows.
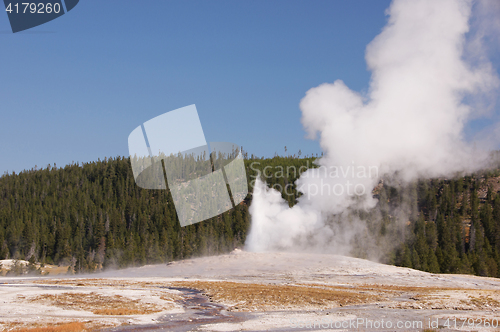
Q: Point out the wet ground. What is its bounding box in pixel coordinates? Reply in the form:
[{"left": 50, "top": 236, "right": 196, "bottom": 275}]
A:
[
  {"left": 100, "top": 286, "right": 488, "bottom": 332},
  {"left": 103, "top": 287, "right": 249, "bottom": 332}
]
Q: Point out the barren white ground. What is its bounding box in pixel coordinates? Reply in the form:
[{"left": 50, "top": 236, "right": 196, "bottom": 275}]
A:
[{"left": 1, "top": 250, "right": 499, "bottom": 331}]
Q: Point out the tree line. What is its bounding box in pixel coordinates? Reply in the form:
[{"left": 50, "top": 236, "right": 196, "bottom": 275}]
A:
[{"left": 0, "top": 155, "right": 499, "bottom": 277}]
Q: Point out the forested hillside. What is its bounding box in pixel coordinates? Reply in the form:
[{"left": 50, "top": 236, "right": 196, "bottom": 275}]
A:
[
  {"left": 395, "top": 174, "right": 500, "bottom": 277},
  {"left": 0, "top": 155, "right": 499, "bottom": 278},
  {"left": 0, "top": 156, "right": 311, "bottom": 273}
]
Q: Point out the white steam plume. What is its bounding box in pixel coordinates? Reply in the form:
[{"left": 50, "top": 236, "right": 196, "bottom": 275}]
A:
[{"left": 245, "top": 0, "right": 499, "bottom": 257}]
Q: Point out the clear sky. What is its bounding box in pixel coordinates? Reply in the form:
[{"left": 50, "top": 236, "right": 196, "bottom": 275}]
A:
[{"left": 0, "top": 0, "right": 497, "bottom": 174}]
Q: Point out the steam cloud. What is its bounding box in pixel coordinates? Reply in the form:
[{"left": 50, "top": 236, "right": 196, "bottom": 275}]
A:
[{"left": 245, "top": 0, "right": 500, "bottom": 258}]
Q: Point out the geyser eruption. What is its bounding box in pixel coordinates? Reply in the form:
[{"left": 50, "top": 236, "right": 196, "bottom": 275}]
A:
[{"left": 245, "top": 0, "right": 500, "bottom": 258}]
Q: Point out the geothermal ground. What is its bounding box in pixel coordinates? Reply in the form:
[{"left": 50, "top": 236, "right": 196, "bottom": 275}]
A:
[{"left": 1, "top": 250, "right": 500, "bottom": 332}]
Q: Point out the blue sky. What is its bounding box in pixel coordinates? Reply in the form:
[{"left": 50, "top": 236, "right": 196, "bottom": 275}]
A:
[{"left": 1, "top": 0, "right": 496, "bottom": 174}]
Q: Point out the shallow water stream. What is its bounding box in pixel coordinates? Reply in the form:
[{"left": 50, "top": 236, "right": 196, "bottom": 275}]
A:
[{"left": 104, "top": 287, "right": 248, "bottom": 332}]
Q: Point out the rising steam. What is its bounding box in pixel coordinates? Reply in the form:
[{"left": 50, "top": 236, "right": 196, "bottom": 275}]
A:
[{"left": 245, "top": 0, "right": 500, "bottom": 258}]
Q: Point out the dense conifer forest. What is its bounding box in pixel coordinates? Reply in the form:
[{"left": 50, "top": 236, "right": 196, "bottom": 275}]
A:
[{"left": 0, "top": 155, "right": 499, "bottom": 278}]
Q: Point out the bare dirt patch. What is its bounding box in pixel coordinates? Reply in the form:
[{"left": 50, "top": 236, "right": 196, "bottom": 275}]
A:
[
  {"left": 36, "top": 279, "right": 182, "bottom": 303},
  {"left": 36, "top": 278, "right": 500, "bottom": 313},
  {"left": 165, "top": 280, "right": 500, "bottom": 314},
  {"left": 0, "top": 321, "right": 103, "bottom": 332},
  {"left": 28, "top": 292, "right": 164, "bottom": 315},
  {"left": 385, "top": 288, "right": 500, "bottom": 310},
  {"left": 167, "top": 280, "right": 386, "bottom": 312},
  {"left": 8, "top": 322, "right": 87, "bottom": 332}
]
